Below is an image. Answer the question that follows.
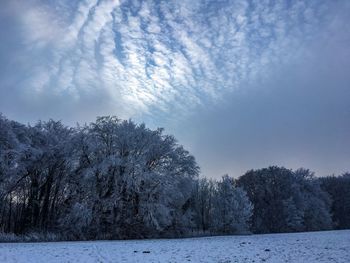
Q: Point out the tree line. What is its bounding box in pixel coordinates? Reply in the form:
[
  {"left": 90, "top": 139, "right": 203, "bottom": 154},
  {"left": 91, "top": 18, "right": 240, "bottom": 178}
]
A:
[{"left": 0, "top": 114, "right": 349, "bottom": 241}]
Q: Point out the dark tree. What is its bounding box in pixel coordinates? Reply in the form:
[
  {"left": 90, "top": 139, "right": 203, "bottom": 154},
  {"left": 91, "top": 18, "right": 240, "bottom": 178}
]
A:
[
  {"left": 320, "top": 173, "right": 350, "bottom": 229},
  {"left": 237, "top": 166, "right": 332, "bottom": 233}
]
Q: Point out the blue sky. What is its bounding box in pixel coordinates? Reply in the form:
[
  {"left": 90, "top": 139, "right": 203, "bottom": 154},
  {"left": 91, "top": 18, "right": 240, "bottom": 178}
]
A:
[{"left": 1, "top": 0, "right": 350, "bottom": 177}]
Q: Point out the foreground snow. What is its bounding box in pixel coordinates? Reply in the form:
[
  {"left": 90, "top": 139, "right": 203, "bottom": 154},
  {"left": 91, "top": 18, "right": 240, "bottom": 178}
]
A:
[{"left": 0, "top": 230, "right": 349, "bottom": 263}]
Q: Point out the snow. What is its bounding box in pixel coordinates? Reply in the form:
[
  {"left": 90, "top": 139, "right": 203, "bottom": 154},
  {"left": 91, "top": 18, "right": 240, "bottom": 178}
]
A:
[{"left": 0, "top": 230, "right": 349, "bottom": 263}]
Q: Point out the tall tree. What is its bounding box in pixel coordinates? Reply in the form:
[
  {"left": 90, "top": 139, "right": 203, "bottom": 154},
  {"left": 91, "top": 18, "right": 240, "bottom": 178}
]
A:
[
  {"left": 320, "top": 173, "right": 350, "bottom": 229},
  {"left": 237, "top": 166, "right": 332, "bottom": 233},
  {"left": 212, "top": 175, "right": 253, "bottom": 234},
  {"left": 60, "top": 116, "right": 199, "bottom": 239}
]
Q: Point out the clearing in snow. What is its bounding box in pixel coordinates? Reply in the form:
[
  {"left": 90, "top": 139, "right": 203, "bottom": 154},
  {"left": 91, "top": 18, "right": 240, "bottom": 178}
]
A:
[{"left": 0, "top": 230, "right": 349, "bottom": 262}]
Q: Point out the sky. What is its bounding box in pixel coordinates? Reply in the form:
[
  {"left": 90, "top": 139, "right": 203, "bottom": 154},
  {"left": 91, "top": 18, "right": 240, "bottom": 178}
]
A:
[{"left": 0, "top": 0, "right": 349, "bottom": 178}]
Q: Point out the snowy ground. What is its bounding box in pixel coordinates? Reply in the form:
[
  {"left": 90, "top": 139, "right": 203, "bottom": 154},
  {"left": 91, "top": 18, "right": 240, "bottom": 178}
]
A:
[{"left": 0, "top": 230, "right": 349, "bottom": 263}]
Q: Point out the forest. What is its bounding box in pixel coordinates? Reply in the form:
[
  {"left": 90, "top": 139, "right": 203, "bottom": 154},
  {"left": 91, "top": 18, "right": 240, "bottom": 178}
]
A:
[{"left": 0, "top": 114, "right": 349, "bottom": 241}]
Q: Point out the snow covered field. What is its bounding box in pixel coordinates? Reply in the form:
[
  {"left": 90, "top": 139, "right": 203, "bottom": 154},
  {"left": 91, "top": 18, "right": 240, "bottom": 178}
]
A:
[{"left": 0, "top": 230, "right": 349, "bottom": 263}]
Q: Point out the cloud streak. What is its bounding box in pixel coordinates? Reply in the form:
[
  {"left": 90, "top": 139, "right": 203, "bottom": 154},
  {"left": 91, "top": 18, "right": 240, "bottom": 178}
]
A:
[{"left": 0, "top": 0, "right": 347, "bottom": 123}]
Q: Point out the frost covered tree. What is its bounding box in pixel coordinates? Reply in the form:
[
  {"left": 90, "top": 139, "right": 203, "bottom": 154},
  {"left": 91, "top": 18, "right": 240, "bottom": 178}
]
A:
[
  {"left": 212, "top": 175, "right": 253, "bottom": 234},
  {"left": 1, "top": 114, "right": 348, "bottom": 240},
  {"left": 293, "top": 168, "right": 332, "bottom": 231},
  {"left": 191, "top": 175, "right": 253, "bottom": 235},
  {"left": 0, "top": 116, "right": 74, "bottom": 234},
  {"left": 61, "top": 116, "right": 199, "bottom": 239},
  {"left": 237, "top": 166, "right": 333, "bottom": 233},
  {"left": 320, "top": 173, "right": 350, "bottom": 229},
  {"left": 0, "top": 115, "right": 200, "bottom": 239},
  {"left": 191, "top": 178, "right": 215, "bottom": 234}
]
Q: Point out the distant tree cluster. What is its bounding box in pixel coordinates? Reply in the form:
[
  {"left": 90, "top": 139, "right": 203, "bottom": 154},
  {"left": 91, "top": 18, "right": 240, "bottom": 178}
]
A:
[
  {"left": 237, "top": 167, "right": 333, "bottom": 233},
  {"left": 319, "top": 174, "right": 350, "bottom": 229},
  {"left": 0, "top": 114, "right": 349, "bottom": 241},
  {"left": 191, "top": 175, "right": 253, "bottom": 235}
]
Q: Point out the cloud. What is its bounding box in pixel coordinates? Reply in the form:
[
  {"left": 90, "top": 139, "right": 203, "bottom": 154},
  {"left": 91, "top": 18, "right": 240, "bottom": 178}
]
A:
[{"left": 1, "top": 0, "right": 348, "bottom": 123}]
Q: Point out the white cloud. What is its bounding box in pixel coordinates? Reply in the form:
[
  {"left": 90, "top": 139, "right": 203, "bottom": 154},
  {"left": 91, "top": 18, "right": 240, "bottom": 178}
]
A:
[{"left": 8, "top": 0, "right": 345, "bottom": 122}]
